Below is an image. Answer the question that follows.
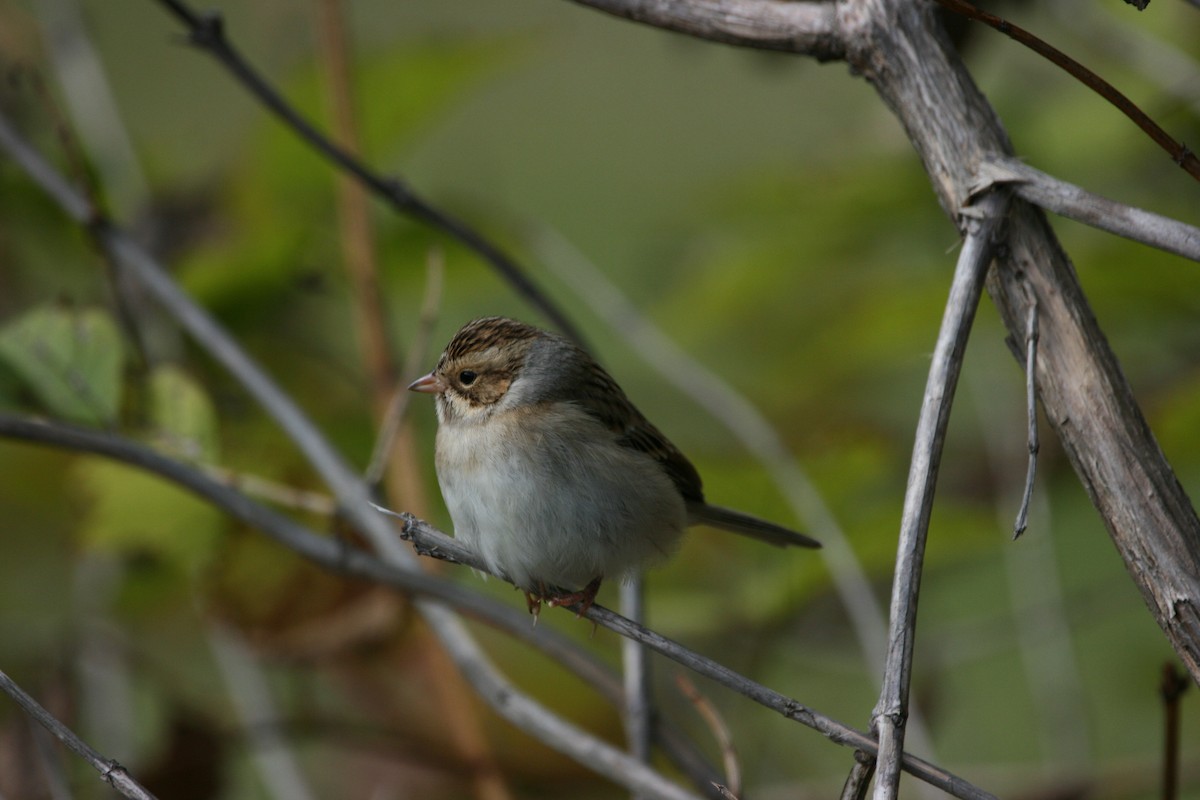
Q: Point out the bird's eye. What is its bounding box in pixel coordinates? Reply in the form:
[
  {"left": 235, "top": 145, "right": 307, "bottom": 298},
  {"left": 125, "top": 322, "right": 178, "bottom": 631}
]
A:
[{"left": 458, "top": 370, "right": 478, "bottom": 386}]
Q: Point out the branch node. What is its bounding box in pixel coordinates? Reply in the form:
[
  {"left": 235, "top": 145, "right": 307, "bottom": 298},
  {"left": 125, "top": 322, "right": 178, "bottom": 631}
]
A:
[
  {"left": 100, "top": 759, "right": 125, "bottom": 784},
  {"left": 190, "top": 11, "right": 226, "bottom": 49}
]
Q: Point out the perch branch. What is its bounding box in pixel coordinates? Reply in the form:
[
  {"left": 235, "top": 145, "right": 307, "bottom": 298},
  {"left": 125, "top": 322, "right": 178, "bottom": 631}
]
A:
[
  {"left": 0, "top": 413, "right": 995, "bottom": 800},
  {"left": 871, "top": 190, "right": 1008, "bottom": 800},
  {"left": 393, "top": 514, "right": 997, "bottom": 800},
  {"left": 0, "top": 669, "right": 159, "bottom": 800},
  {"left": 971, "top": 158, "right": 1200, "bottom": 263},
  {"left": 0, "top": 111, "right": 701, "bottom": 800},
  {"left": 149, "top": 0, "right": 583, "bottom": 344}
]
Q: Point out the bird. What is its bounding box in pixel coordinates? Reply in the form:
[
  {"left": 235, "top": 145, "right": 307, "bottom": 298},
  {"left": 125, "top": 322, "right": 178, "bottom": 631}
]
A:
[{"left": 409, "top": 316, "right": 820, "bottom": 616}]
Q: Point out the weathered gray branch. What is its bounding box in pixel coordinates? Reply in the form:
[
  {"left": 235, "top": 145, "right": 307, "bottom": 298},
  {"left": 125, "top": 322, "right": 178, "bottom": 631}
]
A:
[
  {"left": 972, "top": 158, "right": 1200, "bottom": 262},
  {"left": 871, "top": 190, "right": 1007, "bottom": 799},
  {"left": 0, "top": 111, "right": 702, "bottom": 800},
  {"left": 0, "top": 669, "right": 159, "bottom": 800},
  {"left": 837, "top": 0, "right": 1200, "bottom": 685},
  {"left": 567, "top": 0, "right": 1200, "bottom": 762},
  {"left": 0, "top": 412, "right": 995, "bottom": 800},
  {"left": 569, "top": 0, "right": 844, "bottom": 59}
]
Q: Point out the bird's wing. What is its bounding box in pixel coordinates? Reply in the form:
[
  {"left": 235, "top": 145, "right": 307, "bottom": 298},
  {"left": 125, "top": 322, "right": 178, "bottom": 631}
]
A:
[{"left": 572, "top": 357, "right": 706, "bottom": 504}]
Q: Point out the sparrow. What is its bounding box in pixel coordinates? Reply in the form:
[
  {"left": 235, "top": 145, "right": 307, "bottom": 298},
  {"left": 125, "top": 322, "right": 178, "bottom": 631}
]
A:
[{"left": 409, "top": 316, "right": 820, "bottom": 615}]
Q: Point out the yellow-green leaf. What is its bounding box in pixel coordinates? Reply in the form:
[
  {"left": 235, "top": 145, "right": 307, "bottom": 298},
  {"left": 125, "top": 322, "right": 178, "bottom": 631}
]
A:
[
  {"left": 74, "top": 458, "right": 223, "bottom": 574},
  {"left": 0, "top": 306, "right": 124, "bottom": 426},
  {"left": 148, "top": 365, "right": 220, "bottom": 463}
]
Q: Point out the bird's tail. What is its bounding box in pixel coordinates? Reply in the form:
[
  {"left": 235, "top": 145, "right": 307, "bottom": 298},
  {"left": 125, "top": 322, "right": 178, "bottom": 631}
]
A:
[{"left": 689, "top": 503, "right": 821, "bottom": 549}]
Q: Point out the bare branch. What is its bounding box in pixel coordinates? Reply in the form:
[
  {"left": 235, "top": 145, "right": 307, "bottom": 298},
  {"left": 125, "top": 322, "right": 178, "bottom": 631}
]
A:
[
  {"left": 837, "top": 0, "right": 1200, "bottom": 687},
  {"left": 365, "top": 248, "right": 444, "bottom": 488},
  {"left": 0, "top": 411, "right": 995, "bottom": 800},
  {"left": 0, "top": 112, "right": 700, "bottom": 800},
  {"left": 676, "top": 675, "right": 741, "bottom": 798},
  {"left": 568, "top": 0, "right": 844, "bottom": 59},
  {"left": 1160, "top": 663, "right": 1188, "bottom": 800},
  {"left": 871, "top": 190, "right": 1008, "bottom": 800},
  {"left": 972, "top": 158, "right": 1200, "bottom": 262},
  {"left": 621, "top": 575, "right": 653, "bottom": 798},
  {"left": 0, "top": 669, "right": 159, "bottom": 800},
  {"left": 207, "top": 626, "right": 317, "bottom": 800},
  {"left": 148, "top": 0, "right": 583, "bottom": 344},
  {"left": 535, "top": 226, "right": 942, "bottom": 768},
  {"left": 840, "top": 752, "right": 877, "bottom": 800},
  {"left": 935, "top": 0, "right": 1200, "bottom": 180},
  {"left": 1014, "top": 299, "right": 1039, "bottom": 539}
]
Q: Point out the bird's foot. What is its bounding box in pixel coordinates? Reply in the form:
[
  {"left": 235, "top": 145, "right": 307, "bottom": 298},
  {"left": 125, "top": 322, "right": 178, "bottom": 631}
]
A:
[
  {"left": 544, "top": 577, "right": 602, "bottom": 618},
  {"left": 523, "top": 590, "right": 543, "bottom": 623}
]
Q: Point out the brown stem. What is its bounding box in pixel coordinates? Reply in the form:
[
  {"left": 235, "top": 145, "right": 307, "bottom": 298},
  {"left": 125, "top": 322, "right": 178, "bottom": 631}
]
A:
[
  {"left": 313, "top": 4, "right": 506, "bottom": 800},
  {"left": 934, "top": 0, "right": 1200, "bottom": 181}
]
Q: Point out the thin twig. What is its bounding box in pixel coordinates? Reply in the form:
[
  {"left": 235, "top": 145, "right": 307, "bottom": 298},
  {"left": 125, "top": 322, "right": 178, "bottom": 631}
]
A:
[
  {"left": 871, "top": 191, "right": 1009, "bottom": 800},
  {"left": 0, "top": 669, "right": 159, "bottom": 800},
  {"left": 568, "top": 0, "right": 844, "bottom": 60},
  {"left": 840, "top": 752, "right": 877, "bottom": 800},
  {"left": 970, "top": 354, "right": 1092, "bottom": 766},
  {"left": 971, "top": 158, "right": 1200, "bottom": 263},
  {"left": 207, "top": 625, "right": 317, "bottom": 800},
  {"left": 2, "top": 412, "right": 712, "bottom": 799},
  {"left": 534, "top": 229, "right": 889, "bottom": 670},
  {"left": 622, "top": 575, "right": 653, "bottom": 799},
  {"left": 203, "top": 465, "right": 336, "bottom": 515},
  {"left": 29, "top": 717, "right": 74, "bottom": 800},
  {"left": 0, "top": 412, "right": 996, "bottom": 800},
  {"left": 1054, "top": 0, "right": 1200, "bottom": 118},
  {"left": 1014, "top": 299, "right": 1039, "bottom": 539},
  {"left": 315, "top": 0, "right": 393, "bottom": 403},
  {"left": 365, "top": 248, "right": 444, "bottom": 488},
  {"left": 535, "top": 227, "right": 942, "bottom": 772},
  {"left": 1160, "top": 662, "right": 1188, "bottom": 800},
  {"left": 935, "top": 0, "right": 1200, "bottom": 180},
  {"left": 676, "top": 674, "right": 741, "bottom": 798},
  {"left": 34, "top": 0, "right": 149, "bottom": 216},
  {"left": 0, "top": 111, "right": 700, "bottom": 800},
  {"left": 149, "top": 0, "right": 583, "bottom": 344},
  {"left": 401, "top": 510, "right": 997, "bottom": 799}
]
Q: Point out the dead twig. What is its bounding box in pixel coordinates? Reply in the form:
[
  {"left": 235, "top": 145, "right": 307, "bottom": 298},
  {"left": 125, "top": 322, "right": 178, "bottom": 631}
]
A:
[
  {"left": 1014, "top": 298, "right": 1039, "bottom": 538},
  {"left": 872, "top": 190, "right": 1009, "bottom": 799}
]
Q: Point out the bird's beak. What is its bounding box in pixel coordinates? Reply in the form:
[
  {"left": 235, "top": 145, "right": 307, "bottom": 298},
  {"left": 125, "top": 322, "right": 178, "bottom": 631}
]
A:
[{"left": 407, "top": 372, "right": 444, "bottom": 394}]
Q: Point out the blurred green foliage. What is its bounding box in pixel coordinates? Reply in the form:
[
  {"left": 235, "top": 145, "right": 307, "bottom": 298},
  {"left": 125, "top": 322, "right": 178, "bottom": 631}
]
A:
[{"left": 0, "top": 0, "right": 1197, "bottom": 798}]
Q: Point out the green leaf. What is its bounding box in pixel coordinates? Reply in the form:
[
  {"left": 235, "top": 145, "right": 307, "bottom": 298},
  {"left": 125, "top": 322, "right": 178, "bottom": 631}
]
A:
[
  {"left": 74, "top": 457, "right": 223, "bottom": 575},
  {"left": 0, "top": 305, "right": 124, "bottom": 425},
  {"left": 148, "top": 365, "right": 220, "bottom": 463}
]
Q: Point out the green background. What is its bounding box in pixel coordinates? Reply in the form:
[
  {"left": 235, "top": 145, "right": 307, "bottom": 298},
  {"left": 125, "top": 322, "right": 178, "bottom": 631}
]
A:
[{"left": 0, "top": 0, "right": 1197, "bottom": 797}]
